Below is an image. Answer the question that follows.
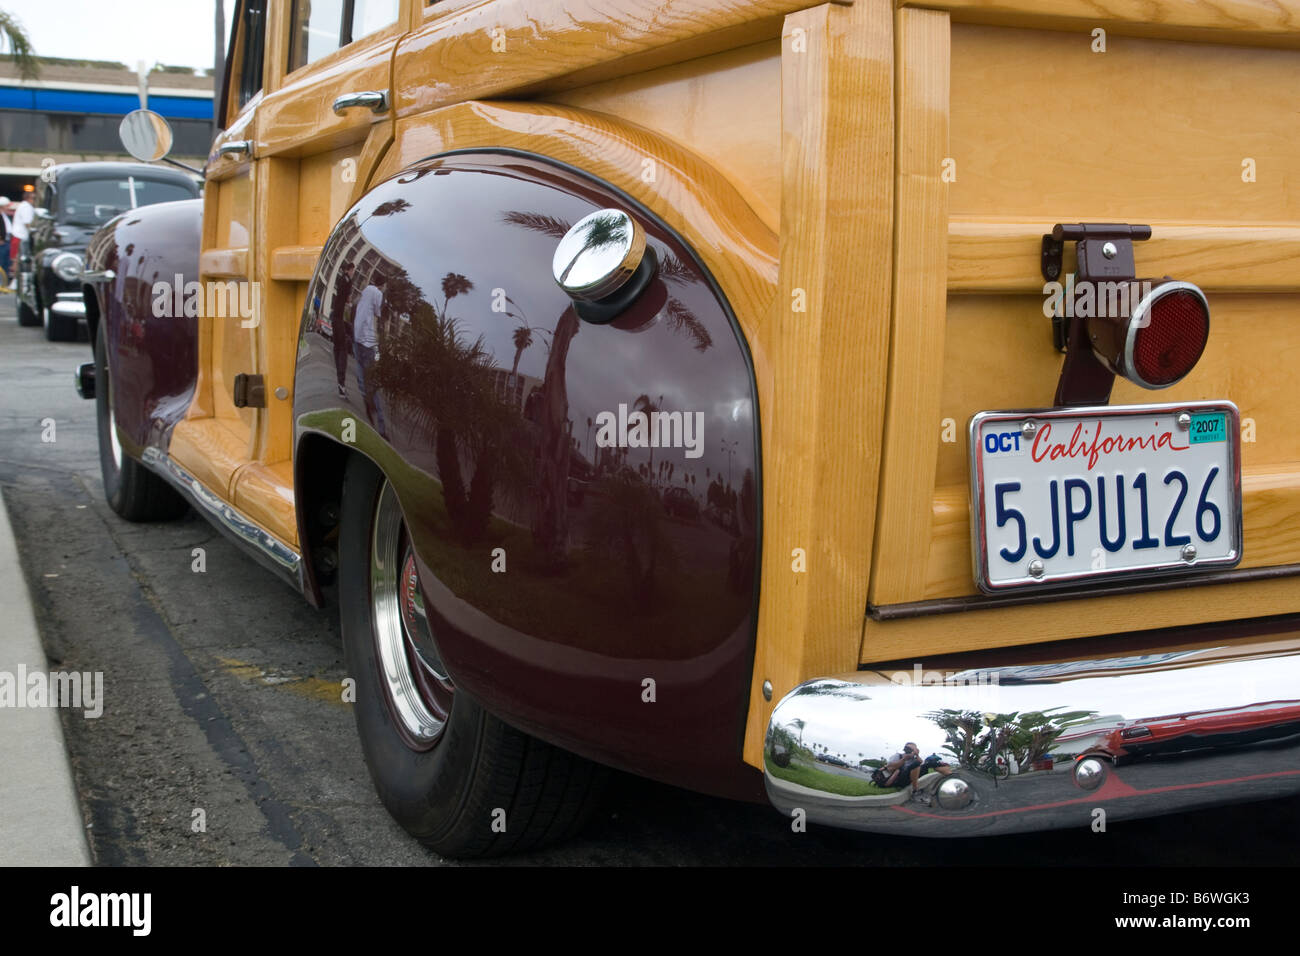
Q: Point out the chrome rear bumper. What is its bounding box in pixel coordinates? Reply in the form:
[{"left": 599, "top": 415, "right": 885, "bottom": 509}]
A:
[{"left": 765, "top": 628, "right": 1300, "bottom": 835}]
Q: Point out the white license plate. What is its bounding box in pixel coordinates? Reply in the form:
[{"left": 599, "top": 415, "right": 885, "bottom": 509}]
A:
[{"left": 969, "top": 402, "right": 1242, "bottom": 592}]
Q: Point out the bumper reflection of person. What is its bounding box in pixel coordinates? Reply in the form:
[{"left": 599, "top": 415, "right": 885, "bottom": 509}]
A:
[{"left": 879, "top": 743, "right": 952, "bottom": 803}]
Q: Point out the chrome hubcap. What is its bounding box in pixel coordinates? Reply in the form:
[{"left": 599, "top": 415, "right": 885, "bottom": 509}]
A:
[{"left": 371, "top": 480, "right": 451, "bottom": 747}]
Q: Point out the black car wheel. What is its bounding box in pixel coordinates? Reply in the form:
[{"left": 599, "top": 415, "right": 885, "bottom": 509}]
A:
[
  {"left": 95, "top": 321, "right": 188, "bottom": 521},
  {"left": 16, "top": 277, "right": 41, "bottom": 327},
  {"left": 338, "top": 454, "right": 607, "bottom": 858}
]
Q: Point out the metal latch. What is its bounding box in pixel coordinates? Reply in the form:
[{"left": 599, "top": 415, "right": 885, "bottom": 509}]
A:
[{"left": 232, "top": 374, "right": 265, "bottom": 409}]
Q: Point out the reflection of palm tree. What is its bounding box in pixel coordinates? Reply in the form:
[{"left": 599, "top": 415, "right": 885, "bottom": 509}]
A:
[
  {"left": 372, "top": 198, "right": 412, "bottom": 217},
  {"left": 502, "top": 208, "right": 714, "bottom": 570},
  {"left": 510, "top": 325, "right": 533, "bottom": 392},
  {"left": 440, "top": 272, "right": 473, "bottom": 316},
  {"left": 791, "top": 718, "right": 806, "bottom": 749},
  {"left": 504, "top": 211, "right": 713, "bottom": 355},
  {"left": 633, "top": 393, "right": 660, "bottom": 478},
  {"left": 556, "top": 211, "right": 629, "bottom": 286}
]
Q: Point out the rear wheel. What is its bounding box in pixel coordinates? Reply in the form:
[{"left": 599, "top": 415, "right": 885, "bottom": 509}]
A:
[
  {"left": 95, "top": 321, "right": 188, "bottom": 521},
  {"left": 338, "top": 455, "right": 607, "bottom": 858}
]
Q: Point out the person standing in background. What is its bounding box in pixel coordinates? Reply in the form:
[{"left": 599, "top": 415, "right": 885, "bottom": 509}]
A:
[
  {"left": 10, "top": 187, "right": 36, "bottom": 280},
  {"left": 0, "top": 197, "right": 12, "bottom": 290}
]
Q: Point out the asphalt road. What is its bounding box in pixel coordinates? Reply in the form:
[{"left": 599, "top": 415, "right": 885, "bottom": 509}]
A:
[{"left": 1, "top": 292, "right": 1295, "bottom": 866}]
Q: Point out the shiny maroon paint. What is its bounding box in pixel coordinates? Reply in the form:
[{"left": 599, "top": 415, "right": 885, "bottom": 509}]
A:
[
  {"left": 294, "top": 154, "right": 765, "bottom": 800},
  {"left": 83, "top": 199, "right": 203, "bottom": 456}
]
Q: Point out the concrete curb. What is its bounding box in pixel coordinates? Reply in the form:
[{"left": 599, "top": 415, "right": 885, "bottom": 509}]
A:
[{"left": 0, "top": 486, "right": 92, "bottom": 866}]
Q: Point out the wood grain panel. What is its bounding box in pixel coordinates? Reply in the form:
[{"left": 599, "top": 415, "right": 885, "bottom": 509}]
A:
[
  {"left": 908, "top": 0, "right": 1300, "bottom": 46},
  {"left": 935, "top": 293, "right": 1300, "bottom": 491},
  {"left": 949, "top": 220, "right": 1300, "bottom": 294},
  {"left": 948, "top": 25, "right": 1300, "bottom": 224},
  {"left": 393, "top": 0, "right": 823, "bottom": 117},
  {"left": 741, "top": 0, "right": 897, "bottom": 767},
  {"left": 233, "top": 460, "right": 299, "bottom": 548},
  {"left": 270, "top": 245, "right": 324, "bottom": 282},
  {"left": 861, "top": 574, "right": 1300, "bottom": 662},
  {"left": 199, "top": 247, "right": 249, "bottom": 279},
  {"left": 549, "top": 41, "right": 782, "bottom": 232},
  {"left": 257, "top": 158, "right": 301, "bottom": 466},
  {"left": 378, "top": 100, "right": 780, "bottom": 356},
  {"left": 169, "top": 418, "right": 253, "bottom": 501},
  {"left": 921, "top": 467, "right": 1300, "bottom": 599},
  {"left": 868, "top": 6, "right": 950, "bottom": 605}
]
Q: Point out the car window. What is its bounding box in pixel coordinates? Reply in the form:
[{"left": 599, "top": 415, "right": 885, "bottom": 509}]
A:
[
  {"left": 353, "top": 0, "right": 400, "bottom": 37},
  {"left": 236, "top": 0, "right": 268, "bottom": 113},
  {"left": 60, "top": 179, "right": 197, "bottom": 226},
  {"left": 289, "top": 0, "right": 401, "bottom": 73},
  {"left": 289, "top": 0, "right": 345, "bottom": 70}
]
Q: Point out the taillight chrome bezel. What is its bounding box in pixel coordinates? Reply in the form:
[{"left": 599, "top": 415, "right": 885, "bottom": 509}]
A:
[{"left": 1119, "top": 280, "right": 1211, "bottom": 391}]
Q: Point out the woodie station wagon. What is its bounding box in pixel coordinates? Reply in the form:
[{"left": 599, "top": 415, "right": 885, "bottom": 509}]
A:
[{"left": 74, "top": 0, "right": 1300, "bottom": 855}]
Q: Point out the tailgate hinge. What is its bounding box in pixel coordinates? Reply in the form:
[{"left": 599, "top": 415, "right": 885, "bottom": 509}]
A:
[{"left": 1042, "top": 223, "right": 1151, "bottom": 406}]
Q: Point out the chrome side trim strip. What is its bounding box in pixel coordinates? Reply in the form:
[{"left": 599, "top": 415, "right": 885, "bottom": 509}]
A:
[
  {"left": 140, "top": 447, "right": 304, "bottom": 592},
  {"left": 765, "top": 633, "right": 1300, "bottom": 836}
]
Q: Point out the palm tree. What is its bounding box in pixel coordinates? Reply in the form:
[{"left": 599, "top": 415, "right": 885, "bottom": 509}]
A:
[
  {"left": 791, "top": 718, "right": 806, "bottom": 749},
  {"left": 0, "top": 10, "right": 38, "bottom": 80}
]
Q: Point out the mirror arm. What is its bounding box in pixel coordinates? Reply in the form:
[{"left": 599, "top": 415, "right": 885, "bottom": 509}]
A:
[{"left": 159, "top": 156, "right": 205, "bottom": 177}]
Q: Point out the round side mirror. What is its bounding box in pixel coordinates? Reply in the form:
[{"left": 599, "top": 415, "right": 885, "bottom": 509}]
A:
[{"left": 119, "top": 109, "right": 175, "bottom": 163}]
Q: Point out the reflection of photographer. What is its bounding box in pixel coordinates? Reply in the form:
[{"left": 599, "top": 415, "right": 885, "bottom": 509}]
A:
[{"left": 873, "top": 743, "right": 952, "bottom": 804}]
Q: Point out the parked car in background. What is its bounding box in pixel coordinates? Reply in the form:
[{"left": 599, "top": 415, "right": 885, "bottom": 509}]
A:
[
  {"left": 14, "top": 162, "right": 198, "bottom": 340},
  {"left": 663, "top": 486, "right": 700, "bottom": 521}
]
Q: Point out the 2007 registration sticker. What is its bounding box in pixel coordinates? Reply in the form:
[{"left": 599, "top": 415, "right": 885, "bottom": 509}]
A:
[{"left": 969, "top": 402, "right": 1243, "bottom": 592}]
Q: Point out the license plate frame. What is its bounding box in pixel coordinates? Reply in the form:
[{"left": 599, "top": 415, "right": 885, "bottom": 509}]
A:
[{"left": 969, "top": 401, "right": 1243, "bottom": 593}]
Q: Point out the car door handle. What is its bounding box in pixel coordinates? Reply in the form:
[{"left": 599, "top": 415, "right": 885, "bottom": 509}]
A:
[
  {"left": 333, "top": 90, "right": 389, "bottom": 115},
  {"left": 81, "top": 269, "right": 115, "bottom": 284},
  {"left": 217, "top": 140, "right": 253, "bottom": 159}
]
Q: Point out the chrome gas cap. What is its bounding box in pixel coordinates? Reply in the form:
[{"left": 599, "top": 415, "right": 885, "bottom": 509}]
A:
[{"left": 552, "top": 208, "right": 646, "bottom": 301}]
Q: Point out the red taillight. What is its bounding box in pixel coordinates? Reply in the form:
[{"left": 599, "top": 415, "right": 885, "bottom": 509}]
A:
[{"left": 1125, "top": 282, "right": 1210, "bottom": 389}]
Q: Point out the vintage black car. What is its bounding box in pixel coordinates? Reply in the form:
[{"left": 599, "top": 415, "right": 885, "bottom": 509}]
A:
[{"left": 14, "top": 162, "right": 198, "bottom": 340}]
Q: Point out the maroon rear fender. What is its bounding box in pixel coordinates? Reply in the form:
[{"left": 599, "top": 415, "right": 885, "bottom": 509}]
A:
[
  {"left": 294, "top": 152, "right": 764, "bottom": 799},
  {"left": 84, "top": 199, "right": 203, "bottom": 457}
]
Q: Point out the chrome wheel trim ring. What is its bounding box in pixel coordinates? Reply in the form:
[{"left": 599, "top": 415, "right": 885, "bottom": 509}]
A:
[
  {"left": 105, "top": 353, "right": 123, "bottom": 469},
  {"left": 371, "top": 480, "right": 445, "bottom": 745}
]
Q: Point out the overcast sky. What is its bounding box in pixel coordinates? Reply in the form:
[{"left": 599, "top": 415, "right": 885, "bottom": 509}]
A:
[{"left": 6, "top": 0, "right": 238, "bottom": 73}]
